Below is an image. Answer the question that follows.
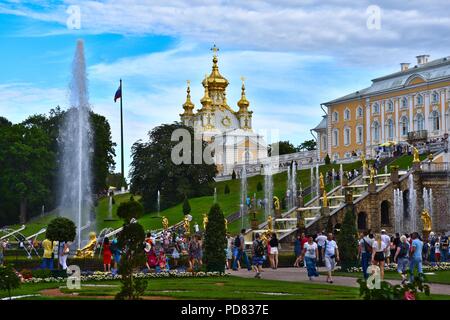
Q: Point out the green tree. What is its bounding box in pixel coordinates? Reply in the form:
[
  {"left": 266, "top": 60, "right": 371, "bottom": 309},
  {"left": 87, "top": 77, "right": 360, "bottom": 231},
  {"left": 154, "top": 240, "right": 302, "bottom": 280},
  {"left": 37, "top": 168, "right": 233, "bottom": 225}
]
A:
[
  {"left": 299, "top": 139, "right": 317, "bottom": 151},
  {"left": 116, "top": 198, "right": 144, "bottom": 223},
  {"left": 336, "top": 206, "right": 359, "bottom": 271},
  {"left": 182, "top": 197, "right": 191, "bottom": 216},
  {"left": 224, "top": 184, "right": 230, "bottom": 194},
  {"left": 129, "top": 123, "right": 216, "bottom": 211},
  {"left": 256, "top": 181, "right": 263, "bottom": 192},
  {"left": 324, "top": 153, "right": 331, "bottom": 165},
  {"left": 45, "top": 217, "right": 76, "bottom": 269},
  {"left": 106, "top": 172, "right": 128, "bottom": 189},
  {"left": 0, "top": 265, "right": 21, "bottom": 299},
  {"left": 204, "top": 203, "right": 227, "bottom": 273},
  {"left": 269, "top": 140, "right": 297, "bottom": 156},
  {"left": 231, "top": 170, "right": 236, "bottom": 180}
]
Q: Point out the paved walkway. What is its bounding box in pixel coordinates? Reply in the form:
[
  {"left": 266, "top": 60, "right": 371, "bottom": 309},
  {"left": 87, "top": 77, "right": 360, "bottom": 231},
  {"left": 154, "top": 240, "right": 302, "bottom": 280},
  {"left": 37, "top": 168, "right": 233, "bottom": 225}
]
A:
[{"left": 229, "top": 267, "right": 450, "bottom": 296}]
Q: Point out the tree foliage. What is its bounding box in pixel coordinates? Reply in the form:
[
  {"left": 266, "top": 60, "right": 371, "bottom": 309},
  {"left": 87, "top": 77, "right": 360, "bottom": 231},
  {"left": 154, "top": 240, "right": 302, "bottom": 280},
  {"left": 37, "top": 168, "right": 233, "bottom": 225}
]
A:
[
  {"left": 46, "top": 217, "right": 77, "bottom": 243},
  {"left": 224, "top": 184, "right": 230, "bottom": 194},
  {"left": 204, "top": 203, "right": 226, "bottom": 273},
  {"left": 182, "top": 197, "right": 191, "bottom": 216},
  {"left": 116, "top": 198, "right": 144, "bottom": 222},
  {"left": 0, "top": 265, "right": 21, "bottom": 299},
  {"left": 129, "top": 123, "right": 216, "bottom": 211},
  {"left": 336, "top": 206, "right": 359, "bottom": 271}
]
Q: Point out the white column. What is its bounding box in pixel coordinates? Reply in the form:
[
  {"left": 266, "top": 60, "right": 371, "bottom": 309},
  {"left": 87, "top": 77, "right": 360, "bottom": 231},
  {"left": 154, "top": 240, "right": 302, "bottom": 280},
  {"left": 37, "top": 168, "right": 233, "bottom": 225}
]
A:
[
  {"left": 327, "top": 107, "right": 332, "bottom": 157},
  {"left": 424, "top": 92, "right": 430, "bottom": 131},
  {"left": 409, "top": 94, "right": 414, "bottom": 131},
  {"left": 394, "top": 98, "right": 399, "bottom": 141},
  {"left": 366, "top": 99, "right": 371, "bottom": 156},
  {"left": 381, "top": 101, "right": 385, "bottom": 142},
  {"left": 441, "top": 89, "right": 446, "bottom": 133}
]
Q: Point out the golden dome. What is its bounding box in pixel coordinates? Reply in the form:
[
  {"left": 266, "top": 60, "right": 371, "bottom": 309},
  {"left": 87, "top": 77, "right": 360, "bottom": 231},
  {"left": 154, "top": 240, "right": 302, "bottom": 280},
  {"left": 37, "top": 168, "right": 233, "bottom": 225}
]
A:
[
  {"left": 202, "top": 45, "right": 229, "bottom": 91},
  {"left": 200, "top": 74, "right": 212, "bottom": 109},
  {"left": 181, "top": 80, "right": 195, "bottom": 116},
  {"left": 237, "top": 77, "right": 250, "bottom": 112}
]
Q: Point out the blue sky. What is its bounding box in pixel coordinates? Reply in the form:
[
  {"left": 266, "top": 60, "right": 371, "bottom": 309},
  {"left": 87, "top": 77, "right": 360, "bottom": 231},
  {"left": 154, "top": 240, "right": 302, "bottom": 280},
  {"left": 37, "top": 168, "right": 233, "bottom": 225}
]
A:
[{"left": 1, "top": 0, "right": 450, "bottom": 178}]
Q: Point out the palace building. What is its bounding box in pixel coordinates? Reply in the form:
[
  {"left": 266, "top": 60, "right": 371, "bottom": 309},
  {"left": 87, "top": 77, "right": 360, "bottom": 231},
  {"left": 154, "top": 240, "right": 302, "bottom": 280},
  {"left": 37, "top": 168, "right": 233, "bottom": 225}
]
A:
[
  {"left": 180, "top": 46, "right": 267, "bottom": 175},
  {"left": 313, "top": 55, "right": 450, "bottom": 161}
]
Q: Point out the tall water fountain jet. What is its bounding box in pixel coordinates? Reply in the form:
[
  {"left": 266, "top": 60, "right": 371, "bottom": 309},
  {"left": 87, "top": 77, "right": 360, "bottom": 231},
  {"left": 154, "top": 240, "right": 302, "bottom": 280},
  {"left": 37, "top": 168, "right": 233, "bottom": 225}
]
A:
[
  {"left": 214, "top": 187, "right": 217, "bottom": 203},
  {"left": 291, "top": 162, "right": 297, "bottom": 208},
  {"left": 332, "top": 168, "right": 336, "bottom": 187},
  {"left": 58, "top": 40, "right": 93, "bottom": 249},
  {"left": 315, "top": 164, "right": 320, "bottom": 197},
  {"left": 422, "top": 187, "right": 433, "bottom": 226},
  {"left": 157, "top": 190, "right": 161, "bottom": 217},
  {"left": 108, "top": 194, "right": 113, "bottom": 219},
  {"left": 240, "top": 166, "right": 248, "bottom": 228},
  {"left": 339, "top": 164, "right": 343, "bottom": 186},
  {"left": 408, "top": 174, "right": 417, "bottom": 233},
  {"left": 264, "top": 164, "right": 274, "bottom": 219},
  {"left": 286, "top": 164, "right": 291, "bottom": 209},
  {"left": 310, "top": 167, "right": 314, "bottom": 198},
  {"left": 393, "top": 189, "right": 404, "bottom": 234}
]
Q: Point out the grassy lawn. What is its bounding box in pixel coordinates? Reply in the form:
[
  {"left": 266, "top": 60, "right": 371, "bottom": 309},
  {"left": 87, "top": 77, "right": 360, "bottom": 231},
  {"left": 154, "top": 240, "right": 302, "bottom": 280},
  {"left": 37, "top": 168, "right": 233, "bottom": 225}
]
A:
[
  {"left": 325, "top": 270, "right": 450, "bottom": 285},
  {"left": 387, "top": 154, "right": 428, "bottom": 172},
  {"left": 2, "top": 275, "right": 447, "bottom": 300}
]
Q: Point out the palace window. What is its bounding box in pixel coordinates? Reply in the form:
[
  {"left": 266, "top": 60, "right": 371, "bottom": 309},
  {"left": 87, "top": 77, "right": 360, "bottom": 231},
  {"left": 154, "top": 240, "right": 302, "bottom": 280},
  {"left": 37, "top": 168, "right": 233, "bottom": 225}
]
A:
[
  {"left": 344, "top": 127, "right": 351, "bottom": 146},
  {"left": 344, "top": 108, "right": 351, "bottom": 120},
  {"left": 400, "top": 116, "right": 409, "bottom": 136},
  {"left": 372, "top": 121, "right": 380, "bottom": 142},
  {"left": 430, "top": 110, "right": 440, "bottom": 131},
  {"left": 416, "top": 94, "right": 424, "bottom": 106},
  {"left": 372, "top": 103, "right": 380, "bottom": 114},
  {"left": 432, "top": 91, "right": 439, "bottom": 104},
  {"left": 415, "top": 113, "right": 424, "bottom": 131},
  {"left": 387, "top": 119, "right": 394, "bottom": 139},
  {"left": 332, "top": 129, "right": 339, "bottom": 147},
  {"left": 357, "top": 106, "right": 363, "bottom": 118},
  {"left": 387, "top": 101, "right": 394, "bottom": 112},
  {"left": 356, "top": 126, "right": 363, "bottom": 144},
  {"left": 332, "top": 111, "right": 339, "bottom": 122},
  {"left": 321, "top": 135, "right": 327, "bottom": 151},
  {"left": 401, "top": 97, "right": 408, "bottom": 109}
]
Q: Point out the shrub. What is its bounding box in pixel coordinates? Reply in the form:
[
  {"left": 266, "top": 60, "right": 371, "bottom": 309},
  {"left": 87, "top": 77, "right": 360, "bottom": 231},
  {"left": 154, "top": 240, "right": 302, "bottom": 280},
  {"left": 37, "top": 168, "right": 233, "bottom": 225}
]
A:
[
  {"left": 31, "top": 269, "right": 52, "bottom": 279},
  {"left": 256, "top": 181, "right": 263, "bottom": 192},
  {"left": 46, "top": 217, "right": 76, "bottom": 269},
  {"left": 0, "top": 265, "right": 21, "bottom": 299},
  {"left": 116, "top": 198, "right": 144, "bottom": 222},
  {"left": 324, "top": 154, "right": 331, "bottom": 165},
  {"left": 231, "top": 170, "right": 236, "bottom": 180},
  {"left": 204, "top": 204, "right": 227, "bottom": 273},
  {"left": 336, "top": 205, "right": 359, "bottom": 271},
  {"left": 182, "top": 197, "right": 191, "bottom": 216},
  {"left": 224, "top": 184, "right": 230, "bottom": 194}
]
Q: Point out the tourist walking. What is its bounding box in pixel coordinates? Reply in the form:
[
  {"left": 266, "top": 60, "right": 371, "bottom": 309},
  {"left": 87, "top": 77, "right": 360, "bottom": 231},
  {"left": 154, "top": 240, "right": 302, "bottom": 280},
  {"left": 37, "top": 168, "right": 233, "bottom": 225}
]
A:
[
  {"left": 103, "top": 237, "right": 112, "bottom": 272},
  {"left": 394, "top": 235, "right": 410, "bottom": 284},
  {"left": 323, "top": 233, "right": 339, "bottom": 283},
  {"left": 0, "top": 240, "right": 5, "bottom": 266},
  {"left": 315, "top": 231, "right": 327, "bottom": 266},
  {"left": 226, "top": 233, "right": 233, "bottom": 270},
  {"left": 188, "top": 235, "right": 201, "bottom": 271},
  {"left": 252, "top": 233, "right": 265, "bottom": 278},
  {"left": 232, "top": 229, "right": 251, "bottom": 271},
  {"left": 440, "top": 234, "right": 449, "bottom": 262},
  {"left": 381, "top": 230, "right": 391, "bottom": 264},
  {"left": 358, "top": 231, "right": 373, "bottom": 279},
  {"left": 371, "top": 234, "right": 387, "bottom": 280},
  {"left": 58, "top": 241, "right": 70, "bottom": 270},
  {"left": 429, "top": 232, "right": 437, "bottom": 266},
  {"left": 41, "top": 238, "right": 54, "bottom": 270},
  {"left": 301, "top": 236, "right": 319, "bottom": 280},
  {"left": 269, "top": 233, "right": 279, "bottom": 269},
  {"left": 111, "top": 238, "right": 121, "bottom": 272},
  {"left": 293, "top": 234, "right": 302, "bottom": 267},
  {"left": 172, "top": 238, "right": 181, "bottom": 269},
  {"left": 409, "top": 232, "right": 424, "bottom": 283}
]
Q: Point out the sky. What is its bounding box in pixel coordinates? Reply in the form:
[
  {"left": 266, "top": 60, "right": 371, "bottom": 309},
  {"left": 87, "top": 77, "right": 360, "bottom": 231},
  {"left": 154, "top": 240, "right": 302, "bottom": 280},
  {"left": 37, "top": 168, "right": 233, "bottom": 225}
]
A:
[{"left": 1, "top": 0, "right": 450, "bottom": 178}]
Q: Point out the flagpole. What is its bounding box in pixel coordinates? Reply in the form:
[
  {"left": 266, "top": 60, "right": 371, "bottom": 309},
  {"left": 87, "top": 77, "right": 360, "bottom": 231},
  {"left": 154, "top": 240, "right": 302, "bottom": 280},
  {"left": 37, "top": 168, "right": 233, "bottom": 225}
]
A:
[{"left": 120, "top": 79, "right": 125, "bottom": 189}]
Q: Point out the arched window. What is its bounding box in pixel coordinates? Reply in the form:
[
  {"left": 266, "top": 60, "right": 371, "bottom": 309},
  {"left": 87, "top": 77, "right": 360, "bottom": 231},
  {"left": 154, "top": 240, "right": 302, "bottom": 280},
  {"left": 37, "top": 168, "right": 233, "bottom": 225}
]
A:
[
  {"left": 381, "top": 200, "right": 390, "bottom": 226},
  {"left": 372, "top": 121, "right": 380, "bottom": 142},
  {"left": 357, "top": 212, "right": 367, "bottom": 230},
  {"left": 356, "top": 126, "right": 363, "bottom": 144},
  {"left": 400, "top": 116, "right": 409, "bottom": 136},
  {"left": 321, "top": 135, "right": 327, "bottom": 151},
  {"left": 386, "top": 119, "right": 394, "bottom": 139},
  {"left": 430, "top": 110, "right": 440, "bottom": 131},
  {"left": 344, "top": 127, "right": 351, "bottom": 145},
  {"left": 416, "top": 94, "right": 423, "bottom": 105},
  {"left": 332, "top": 129, "right": 339, "bottom": 147},
  {"left": 332, "top": 111, "right": 339, "bottom": 122},
  {"left": 344, "top": 108, "right": 350, "bottom": 120},
  {"left": 402, "top": 97, "right": 408, "bottom": 108},
  {"left": 333, "top": 153, "right": 339, "bottom": 161},
  {"left": 432, "top": 91, "right": 439, "bottom": 103},
  {"left": 387, "top": 101, "right": 394, "bottom": 112},
  {"left": 373, "top": 103, "right": 380, "bottom": 114},
  {"left": 357, "top": 106, "right": 363, "bottom": 118},
  {"left": 415, "top": 113, "right": 424, "bottom": 131}
]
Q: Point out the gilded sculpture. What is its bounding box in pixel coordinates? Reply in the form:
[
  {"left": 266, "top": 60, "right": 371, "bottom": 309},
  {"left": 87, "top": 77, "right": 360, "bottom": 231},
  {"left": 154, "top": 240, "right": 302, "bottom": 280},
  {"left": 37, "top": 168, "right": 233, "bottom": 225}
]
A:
[
  {"left": 413, "top": 147, "right": 420, "bottom": 163},
  {"left": 162, "top": 216, "right": 169, "bottom": 230},
  {"left": 319, "top": 172, "right": 325, "bottom": 190},
  {"left": 369, "top": 167, "right": 376, "bottom": 184},
  {"left": 203, "top": 213, "right": 208, "bottom": 230},
  {"left": 184, "top": 216, "right": 190, "bottom": 236},
  {"left": 75, "top": 232, "right": 97, "bottom": 258},
  {"left": 273, "top": 196, "right": 280, "bottom": 210},
  {"left": 267, "top": 215, "right": 273, "bottom": 232},
  {"left": 421, "top": 209, "right": 432, "bottom": 232},
  {"left": 322, "top": 190, "right": 328, "bottom": 208}
]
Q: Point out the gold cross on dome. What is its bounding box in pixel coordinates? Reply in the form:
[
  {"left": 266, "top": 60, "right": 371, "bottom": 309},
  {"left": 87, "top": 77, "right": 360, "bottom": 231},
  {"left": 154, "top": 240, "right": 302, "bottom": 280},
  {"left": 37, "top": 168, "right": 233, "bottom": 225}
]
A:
[
  {"left": 211, "top": 44, "right": 219, "bottom": 57},
  {"left": 186, "top": 80, "right": 190, "bottom": 87},
  {"left": 240, "top": 76, "right": 246, "bottom": 84}
]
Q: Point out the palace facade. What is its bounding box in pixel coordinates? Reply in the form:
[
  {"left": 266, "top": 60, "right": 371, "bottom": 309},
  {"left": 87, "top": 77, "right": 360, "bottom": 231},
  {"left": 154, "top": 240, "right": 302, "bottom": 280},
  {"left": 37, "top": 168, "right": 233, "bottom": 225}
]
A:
[
  {"left": 180, "top": 47, "right": 267, "bottom": 175},
  {"left": 313, "top": 55, "right": 450, "bottom": 161}
]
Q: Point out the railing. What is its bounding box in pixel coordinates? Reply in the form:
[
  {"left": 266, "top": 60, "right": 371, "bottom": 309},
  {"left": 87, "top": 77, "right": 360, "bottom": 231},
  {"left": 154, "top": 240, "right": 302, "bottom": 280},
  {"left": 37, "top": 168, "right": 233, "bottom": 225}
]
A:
[
  {"left": 407, "top": 130, "right": 428, "bottom": 141},
  {"left": 421, "top": 162, "right": 450, "bottom": 173}
]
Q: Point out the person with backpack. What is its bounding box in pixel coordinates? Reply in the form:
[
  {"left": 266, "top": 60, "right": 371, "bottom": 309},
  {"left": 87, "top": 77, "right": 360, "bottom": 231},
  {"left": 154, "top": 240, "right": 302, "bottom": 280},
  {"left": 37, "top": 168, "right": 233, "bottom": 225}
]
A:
[
  {"left": 394, "top": 235, "right": 410, "bottom": 284},
  {"left": 357, "top": 231, "right": 373, "bottom": 279},
  {"left": 300, "top": 235, "right": 319, "bottom": 280},
  {"left": 252, "top": 233, "right": 265, "bottom": 278},
  {"left": 232, "top": 229, "right": 251, "bottom": 271}
]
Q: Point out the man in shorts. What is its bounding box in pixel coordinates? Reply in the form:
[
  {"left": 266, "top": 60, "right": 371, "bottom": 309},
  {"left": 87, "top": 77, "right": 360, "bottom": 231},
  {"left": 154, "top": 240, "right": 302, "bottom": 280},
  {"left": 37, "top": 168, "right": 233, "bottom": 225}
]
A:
[
  {"left": 322, "top": 233, "right": 339, "bottom": 283},
  {"left": 252, "top": 233, "right": 265, "bottom": 278}
]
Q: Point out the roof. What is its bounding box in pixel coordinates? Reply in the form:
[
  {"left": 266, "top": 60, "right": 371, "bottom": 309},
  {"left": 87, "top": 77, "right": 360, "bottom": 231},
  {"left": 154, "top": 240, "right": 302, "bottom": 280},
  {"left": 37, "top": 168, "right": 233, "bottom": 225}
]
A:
[
  {"left": 312, "top": 115, "right": 327, "bottom": 132},
  {"left": 324, "top": 56, "right": 450, "bottom": 105}
]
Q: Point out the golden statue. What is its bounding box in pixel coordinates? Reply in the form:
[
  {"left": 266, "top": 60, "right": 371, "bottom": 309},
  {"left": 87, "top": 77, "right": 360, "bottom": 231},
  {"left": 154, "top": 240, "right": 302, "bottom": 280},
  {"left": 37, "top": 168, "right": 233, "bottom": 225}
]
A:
[
  {"left": 224, "top": 218, "right": 228, "bottom": 231},
  {"left": 319, "top": 172, "right": 325, "bottom": 190},
  {"left": 203, "top": 213, "right": 208, "bottom": 230},
  {"left": 369, "top": 167, "right": 376, "bottom": 184},
  {"left": 184, "top": 216, "right": 190, "bottom": 235},
  {"left": 162, "top": 216, "right": 169, "bottom": 230},
  {"left": 361, "top": 153, "right": 367, "bottom": 169},
  {"left": 273, "top": 196, "right": 280, "bottom": 210},
  {"left": 267, "top": 215, "right": 273, "bottom": 232},
  {"left": 413, "top": 147, "right": 420, "bottom": 163},
  {"left": 420, "top": 209, "right": 432, "bottom": 232},
  {"left": 322, "top": 190, "right": 328, "bottom": 208},
  {"left": 75, "top": 232, "right": 97, "bottom": 258}
]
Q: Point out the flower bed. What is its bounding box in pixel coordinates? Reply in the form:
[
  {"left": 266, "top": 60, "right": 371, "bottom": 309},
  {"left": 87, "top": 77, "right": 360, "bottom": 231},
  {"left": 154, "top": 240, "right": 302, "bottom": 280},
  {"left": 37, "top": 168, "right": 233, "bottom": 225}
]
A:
[
  {"left": 23, "top": 270, "right": 228, "bottom": 284},
  {"left": 345, "top": 262, "right": 450, "bottom": 273}
]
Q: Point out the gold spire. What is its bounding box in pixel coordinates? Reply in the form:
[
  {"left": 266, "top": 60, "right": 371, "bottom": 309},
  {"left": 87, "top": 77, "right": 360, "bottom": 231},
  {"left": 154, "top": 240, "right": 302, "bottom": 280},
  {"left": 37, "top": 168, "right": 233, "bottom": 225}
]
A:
[
  {"left": 200, "top": 74, "right": 212, "bottom": 109},
  {"left": 202, "top": 44, "right": 229, "bottom": 90},
  {"left": 181, "top": 80, "right": 195, "bottom": 116},
  {"left": 237, "top": 76, "right": 250, "bottom": 111}
]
